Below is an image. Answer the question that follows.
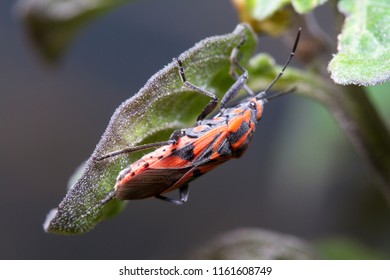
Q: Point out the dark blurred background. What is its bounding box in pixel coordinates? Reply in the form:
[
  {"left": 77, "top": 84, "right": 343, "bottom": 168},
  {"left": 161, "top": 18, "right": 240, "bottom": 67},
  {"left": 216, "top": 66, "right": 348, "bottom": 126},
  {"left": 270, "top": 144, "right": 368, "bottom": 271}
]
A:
[{"left": 1, "top": 0, "right": 389, "bottom": 259}]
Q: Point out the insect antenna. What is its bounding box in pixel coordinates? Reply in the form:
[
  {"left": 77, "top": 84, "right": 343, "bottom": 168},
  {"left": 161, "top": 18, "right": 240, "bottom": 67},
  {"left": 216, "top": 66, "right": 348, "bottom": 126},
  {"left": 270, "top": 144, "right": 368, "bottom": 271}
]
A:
[
  {"left": 256, "top": 28, "right": 301, "bottom": 101},
  {"left": 262, "top": 86, "right": 297, "bottom": 104}
]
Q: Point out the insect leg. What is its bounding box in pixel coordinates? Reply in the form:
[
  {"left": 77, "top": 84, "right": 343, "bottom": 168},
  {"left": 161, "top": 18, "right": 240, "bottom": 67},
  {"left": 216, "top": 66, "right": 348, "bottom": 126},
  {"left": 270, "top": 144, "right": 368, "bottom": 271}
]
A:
[
  {"left": 96, "top": 129, "right": 185, "bottom": 161},
  {"left": 94, "top": 140, "right": 173, "bottom": 161},
  {"left": 220, "top": 64, "right": 249, "bottom": 109},
  {"left": 155, "top": 184, "right": 189, "bottom": 205},
  {"left": 229, "top": 34, "right": 254, "bottom": 97},
  {"left": 174, "top": 58, "right": 218, "bottom": 123}
]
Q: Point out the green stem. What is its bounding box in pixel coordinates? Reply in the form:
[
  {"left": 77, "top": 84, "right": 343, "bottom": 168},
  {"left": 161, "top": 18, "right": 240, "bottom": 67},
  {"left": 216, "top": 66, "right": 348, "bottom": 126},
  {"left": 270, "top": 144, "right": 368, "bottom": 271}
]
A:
[
  {"left": 298, "top": 75, "right": 390, "bottom": 201},
  {"left": 250, "top": 65, "right": 390, "bottom": 201},
  {"left": 323, "top": 85, "right": 390, "bottom": 199},
  {"left": 293, "top": 7, "right": 390, "bottom": 200}
]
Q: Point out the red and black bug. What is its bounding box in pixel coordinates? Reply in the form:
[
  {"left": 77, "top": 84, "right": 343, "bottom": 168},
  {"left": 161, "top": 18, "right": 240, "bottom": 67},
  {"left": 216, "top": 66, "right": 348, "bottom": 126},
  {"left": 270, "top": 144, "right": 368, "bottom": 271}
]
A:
[{"left": 96, "top": 29, "right": 301, "bottom": 205}]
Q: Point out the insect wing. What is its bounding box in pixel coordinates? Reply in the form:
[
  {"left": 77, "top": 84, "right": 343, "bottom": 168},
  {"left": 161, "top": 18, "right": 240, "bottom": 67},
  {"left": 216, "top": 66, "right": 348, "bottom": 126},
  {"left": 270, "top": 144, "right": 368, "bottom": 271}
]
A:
[
  {"left": 115, "top": 167, "right": 192, "bottom": 200},
  {"left": 161, "top": 157, "right": 229, "bottom": 194}
]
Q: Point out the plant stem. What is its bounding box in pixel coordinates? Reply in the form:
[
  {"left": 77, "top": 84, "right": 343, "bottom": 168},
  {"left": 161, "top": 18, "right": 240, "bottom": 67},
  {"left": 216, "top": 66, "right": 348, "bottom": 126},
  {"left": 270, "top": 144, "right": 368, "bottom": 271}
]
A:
[
  {"left": 296, "top": 74, "right": 390, "bottom": 201},
  {"left": 322, "top": 84, "right": 390, "bottom": 200},
  {"left": 289, "top": 10, "right": 390, "bottom": 201}
]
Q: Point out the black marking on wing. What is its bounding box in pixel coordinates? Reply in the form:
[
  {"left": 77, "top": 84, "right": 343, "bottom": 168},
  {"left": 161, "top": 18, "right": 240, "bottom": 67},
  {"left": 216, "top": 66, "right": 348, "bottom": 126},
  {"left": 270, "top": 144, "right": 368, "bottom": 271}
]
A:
[
  {"left": 227, "top": 121, "right": 250, "bottom": 144},
  {"left": 173, "top": 143, "right": 195, "bottom": 161},
  {"left": 217, "top": 139, "right": 232, "bottom": 156}
]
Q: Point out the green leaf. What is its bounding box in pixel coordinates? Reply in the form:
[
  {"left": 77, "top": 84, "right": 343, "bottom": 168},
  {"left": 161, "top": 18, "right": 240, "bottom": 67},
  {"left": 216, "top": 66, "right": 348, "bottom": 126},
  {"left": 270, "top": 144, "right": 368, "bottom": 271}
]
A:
[
  {"left": 232, "top": 0, "right": 292, "bottom": 35},
  {"left": 15, "top": 0, "right": 130, "bottom": 63},
  {"left": 233, "top": 0, "right": 326, "bottom": 35},
  {"left": 44, "top": 23, "right": 257, "bottom": 235},
  {"left": 328, "top": 0, "right": 390, "bottom": 86},
  {"left": 248, "top": 0, "right": 290, "bottom": 20},
  {"left": 291, "top": 0, "right": 327, "bottom": 13},
  {"left": 244, "top": 0, "right": 326, "bottom": 20},
  {"left": 246, "top": 53, "right": 324, "bottom": 102}
]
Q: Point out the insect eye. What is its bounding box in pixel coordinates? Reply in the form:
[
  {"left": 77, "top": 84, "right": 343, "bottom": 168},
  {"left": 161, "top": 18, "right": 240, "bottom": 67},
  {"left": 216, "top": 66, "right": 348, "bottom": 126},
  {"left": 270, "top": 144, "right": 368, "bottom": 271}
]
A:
[{"left": 249, "top": 101, "right": 257, "bottom": 109}]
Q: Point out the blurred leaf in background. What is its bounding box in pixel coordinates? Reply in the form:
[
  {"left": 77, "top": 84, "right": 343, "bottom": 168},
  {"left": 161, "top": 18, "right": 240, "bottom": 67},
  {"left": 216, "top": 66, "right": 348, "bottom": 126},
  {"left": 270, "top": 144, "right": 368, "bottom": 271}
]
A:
[
  {"left": 232, "top": 0, "right": 327, "bottom": 35},
  {"left": 190, "top": 228, "right": 320, "bottom": 260},
  {"left": 15, "top": 0, "right": 130, "bottom": 62}
]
